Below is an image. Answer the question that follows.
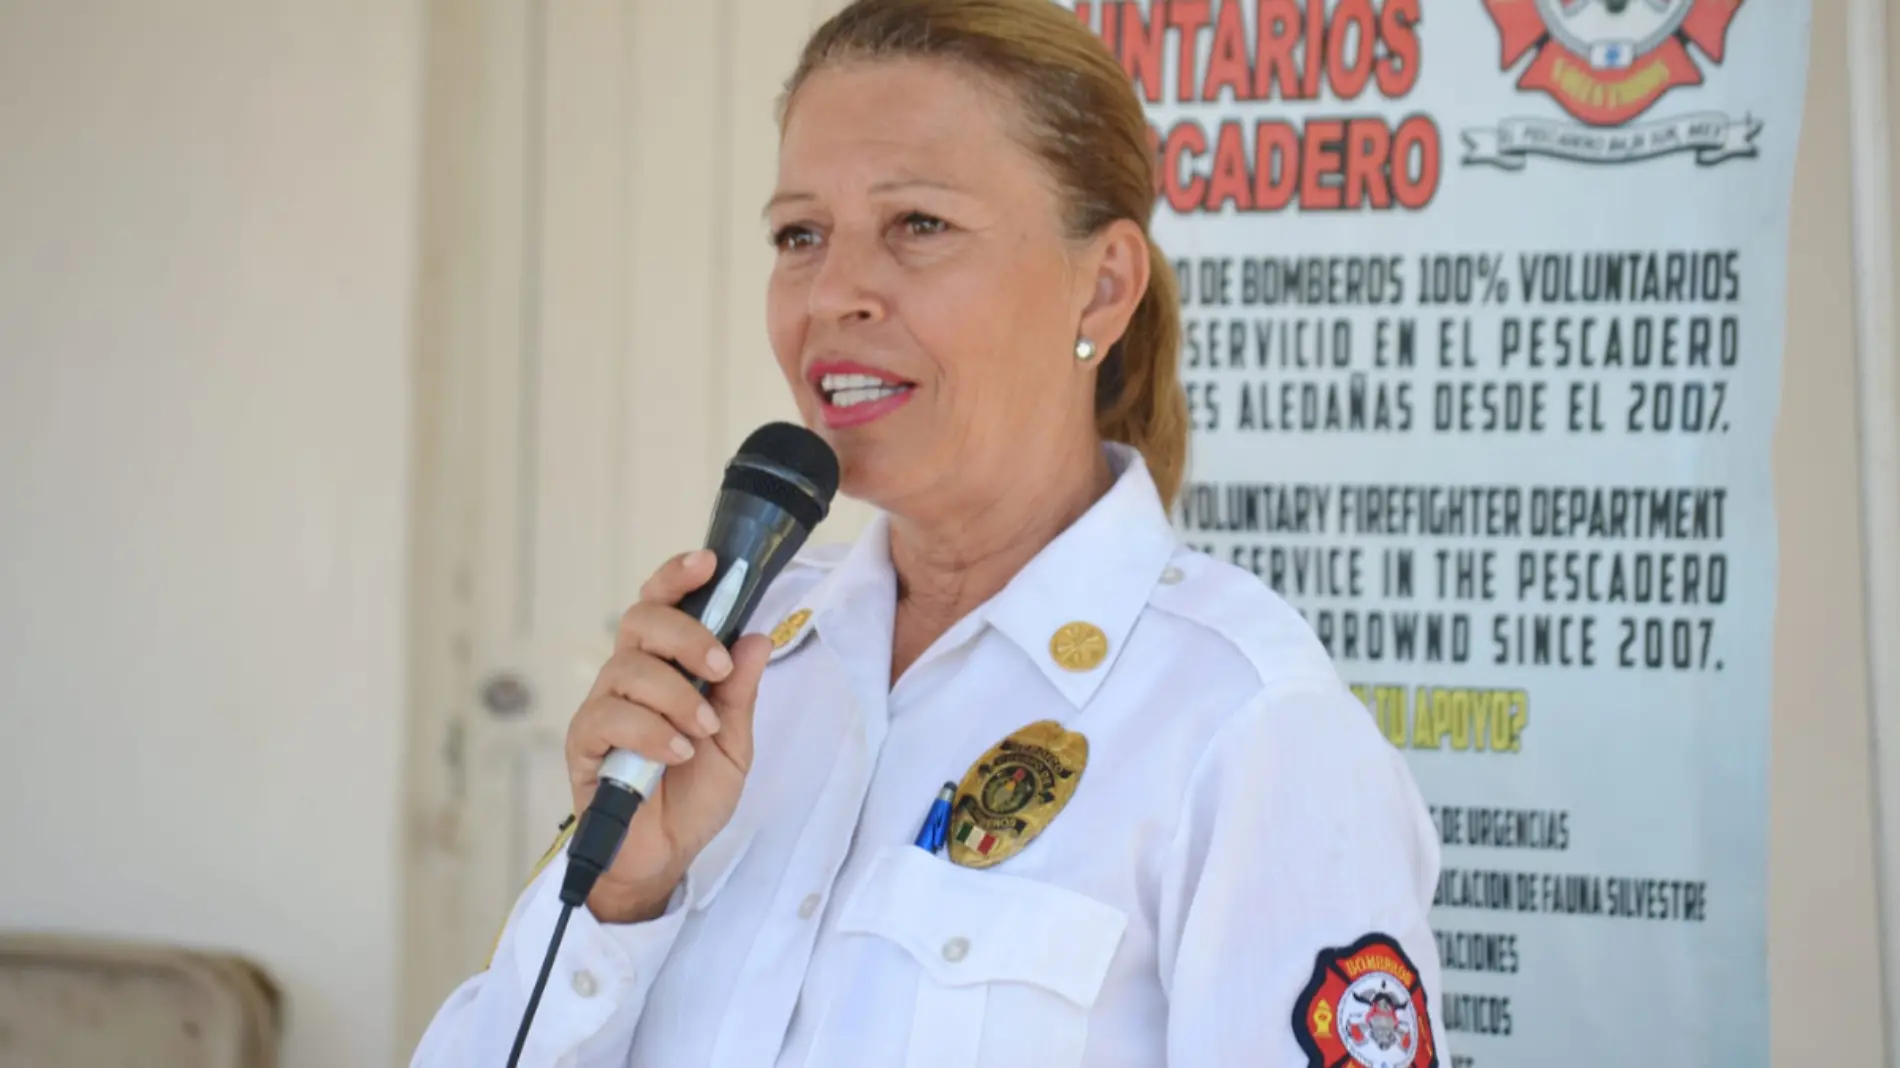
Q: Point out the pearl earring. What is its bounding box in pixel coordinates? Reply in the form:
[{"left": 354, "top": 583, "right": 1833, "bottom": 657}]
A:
[{"left": 1074, "top": 337, "right": 1096, "bottom": 362}]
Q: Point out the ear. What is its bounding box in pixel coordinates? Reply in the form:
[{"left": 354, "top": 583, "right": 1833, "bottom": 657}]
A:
[{"left": 1073, "top": 218, "right": 1151, "bottom": 354}]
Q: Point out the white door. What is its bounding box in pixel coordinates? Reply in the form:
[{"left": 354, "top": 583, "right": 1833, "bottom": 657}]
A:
[{"left": 399, "top": 0, "right": 869, "bottom": 1051}]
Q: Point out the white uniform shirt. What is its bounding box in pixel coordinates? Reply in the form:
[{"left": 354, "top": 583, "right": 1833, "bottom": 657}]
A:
[{"left": 414, "top": 444, "right": 1447, "bottom": 1068}]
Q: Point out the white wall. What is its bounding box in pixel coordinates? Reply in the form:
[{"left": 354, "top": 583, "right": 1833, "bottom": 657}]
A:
[{"left": 0, "top": 3, "right": 421, "bottom": 1067}]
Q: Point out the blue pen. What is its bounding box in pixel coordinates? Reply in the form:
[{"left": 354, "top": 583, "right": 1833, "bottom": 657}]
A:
[{"left": 914, "top": 782, "right": 956, "bottom": 854}]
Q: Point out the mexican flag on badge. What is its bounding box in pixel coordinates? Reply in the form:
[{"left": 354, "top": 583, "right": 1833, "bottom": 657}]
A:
[{"left": 953, "top": 819, "right": 999, "bottom": 857}]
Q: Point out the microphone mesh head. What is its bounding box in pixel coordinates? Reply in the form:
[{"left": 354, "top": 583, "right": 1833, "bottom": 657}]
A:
[{"left": 724, "top": 422, "right": 841, "bottom": 529}]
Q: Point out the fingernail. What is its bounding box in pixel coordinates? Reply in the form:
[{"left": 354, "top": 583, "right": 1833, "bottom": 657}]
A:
[
  {"left": 670, "top": 736, "right": 696, "bottom": 761},
  {"left": 706, "top": 645, "right": 733, "bottom": 678},
  {"left": 690, "top": 549, "right": 716, "bottom": 569},
  {"left": 697, "top": 702, "right": 721, "bottom": 735}
]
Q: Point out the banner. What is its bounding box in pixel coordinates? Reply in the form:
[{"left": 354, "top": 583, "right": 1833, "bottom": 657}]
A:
[{"left": 1066, "top": 1, "right": 1809, "bottom": 1064}]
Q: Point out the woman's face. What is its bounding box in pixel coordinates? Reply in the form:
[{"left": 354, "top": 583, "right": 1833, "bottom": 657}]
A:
[{"left": 766, "top": 58, "right": 1144, "bottom": 518}]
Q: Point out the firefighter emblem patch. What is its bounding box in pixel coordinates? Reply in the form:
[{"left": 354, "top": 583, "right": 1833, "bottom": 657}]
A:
[{"left": 1295, "top": 933, "right": 1438, "bottom": 1068}]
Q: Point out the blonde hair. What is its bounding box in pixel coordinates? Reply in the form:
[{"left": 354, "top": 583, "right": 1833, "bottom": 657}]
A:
[{"left": 780, "top": 0, "right": 1190, "bottom": 508}]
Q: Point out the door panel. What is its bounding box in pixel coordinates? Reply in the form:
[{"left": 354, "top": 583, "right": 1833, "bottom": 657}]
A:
[
  {"left": 530, "top": 0, "right": 623, "bottom": 643},
  {"left": 403, "top": 0, "right": 544, "bottom": 1045},
  {"left": 404, "top": 0, "right": 874, "bottom": 1051},
  {"left": 715, "top": 0, "right": 817, "bottom": 453},
  {"left": 617, "top": 0, "right": 727, "bottom": 606}
]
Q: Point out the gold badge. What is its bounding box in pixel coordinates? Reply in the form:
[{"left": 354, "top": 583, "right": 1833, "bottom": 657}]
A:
[
  {"left": 1049, "top": 621, "right": 1108, "bottom": 672},
  {"left": 947, "top": 720, "right": 1088, "bottom": 869},
  {"left": 770, "top": 609, "right": 812, "bottom": 649}
]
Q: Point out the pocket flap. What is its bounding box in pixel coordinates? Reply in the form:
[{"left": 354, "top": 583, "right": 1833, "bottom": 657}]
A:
[{"left": 837, "top": 846, "right": 1128, "bottom": 1009}]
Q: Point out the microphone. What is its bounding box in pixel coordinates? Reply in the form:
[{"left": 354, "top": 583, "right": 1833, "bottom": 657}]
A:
[
  {"left": 560, "top": 421, "right": 841, "bottom": 910},
  {"left": 513, "top": 423, "right": 839, "bottom": 1064},
  {"left": 508, "top": 422, "right": 839, "bottom": 1066}
]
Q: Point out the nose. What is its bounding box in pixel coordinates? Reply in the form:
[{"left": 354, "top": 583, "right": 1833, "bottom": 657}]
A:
[{"left": 807, "top": 231, "right": 886, "bottom": 325}]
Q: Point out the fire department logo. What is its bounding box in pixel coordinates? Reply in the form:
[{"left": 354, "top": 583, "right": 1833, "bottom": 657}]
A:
[
  {"left": 1340, "top": 975, "right": 1421, "bottom": 1065},
  {"left": 1295, "top": 934, "right": 1437, "bottom": 1068},
  {"left": 1465, "top": 0, "right": 1759, "bottom": 169}
]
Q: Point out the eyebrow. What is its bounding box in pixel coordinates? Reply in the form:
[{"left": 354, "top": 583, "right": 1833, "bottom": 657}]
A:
[{"left": 762, "top": 178, "right": 969, "bottom": 217}]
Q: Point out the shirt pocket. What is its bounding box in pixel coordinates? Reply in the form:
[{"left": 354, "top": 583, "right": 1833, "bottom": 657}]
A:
[{"left": 836, "top": 845, "right": 1129, "bottom": 1068}]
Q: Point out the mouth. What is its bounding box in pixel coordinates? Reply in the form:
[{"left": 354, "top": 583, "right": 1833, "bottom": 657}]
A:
[{"left": 808, "top": 360, "right": 917, "bottom": 429}]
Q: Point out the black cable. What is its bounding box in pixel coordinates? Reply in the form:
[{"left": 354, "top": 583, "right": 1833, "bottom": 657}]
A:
[
  {"left": 507, "top": 901, "right": 574, "bottom": 1068},
  {"left": 506, "top": 781, "right": 647, "bottom": 1066}
]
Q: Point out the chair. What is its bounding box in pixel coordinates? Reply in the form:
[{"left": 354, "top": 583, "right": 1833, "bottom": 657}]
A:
[{"left": 0, "top": 933, "right": 282, "bottom": 1068}]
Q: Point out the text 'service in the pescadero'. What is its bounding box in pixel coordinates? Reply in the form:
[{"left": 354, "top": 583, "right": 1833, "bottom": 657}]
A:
[{"left": 1062, "top": 1, "right": 1810, "bottom": 1064}]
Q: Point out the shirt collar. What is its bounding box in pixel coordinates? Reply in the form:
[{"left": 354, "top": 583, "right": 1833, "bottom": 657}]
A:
[
  {"left": 767, "top": 443, "right": 1180, "bottom": 709},
  {"left": 979, "top": 443, "right": 1179, "bottom": 708},
  {"left": 765, "top": 509, "right": 892, "bottom": 662}
]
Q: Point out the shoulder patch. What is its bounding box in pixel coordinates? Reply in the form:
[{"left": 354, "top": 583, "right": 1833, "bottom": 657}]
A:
[{"left": 1294, "top": 932, "right": 1438, "bottom": 1068}]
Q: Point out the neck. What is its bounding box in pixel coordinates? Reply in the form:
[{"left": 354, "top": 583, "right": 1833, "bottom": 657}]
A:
[{"left": 885, "top": 437, "right": 1114, "bottom": 683}]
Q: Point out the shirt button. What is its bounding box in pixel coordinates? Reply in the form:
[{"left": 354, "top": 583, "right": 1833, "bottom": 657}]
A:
[
  {"left": 941, "top": 937, "right": 969, "bottom": 963},
  {"left": 1160, "top": 566, "right": 1184, "bottom": 585},
  {"left": 571, "top": 970, "right": 599, "bottom": 998},
  {"left": 797, "top": 893, "right": 822, "bottom": 919}
]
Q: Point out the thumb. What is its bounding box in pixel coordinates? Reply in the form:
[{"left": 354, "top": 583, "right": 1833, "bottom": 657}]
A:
[{"left": 707, "top": 632, "right": 772, "bottom": 771}]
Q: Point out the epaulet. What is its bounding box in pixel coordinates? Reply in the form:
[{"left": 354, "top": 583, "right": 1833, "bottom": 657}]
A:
[{"left": 1145, "top": 549, "right": 1341, "bottom": 697}]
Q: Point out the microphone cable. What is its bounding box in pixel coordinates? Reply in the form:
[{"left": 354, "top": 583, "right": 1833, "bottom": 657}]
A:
[
  {"left": 507, "top": 902, "right": 573, "bottom": 1067},
  {"left": 507, "top": 779, "right": 649, "bottom": 1067}
]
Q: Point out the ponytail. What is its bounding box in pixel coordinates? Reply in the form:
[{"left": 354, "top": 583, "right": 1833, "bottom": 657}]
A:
[{"left": 1096, "top": 244, "right": 1188, "bottom": 509}]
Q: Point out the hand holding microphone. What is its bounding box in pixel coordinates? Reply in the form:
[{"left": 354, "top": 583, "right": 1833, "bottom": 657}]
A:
[
  {"left": 509, "top": 423, "right": 839, "bottom": 1067},
  {"left": 563, "top": 549, "right": 775, "bottom": 923},
  {"left": 556, "top": 423, "right": 841, "bottom": 923}
]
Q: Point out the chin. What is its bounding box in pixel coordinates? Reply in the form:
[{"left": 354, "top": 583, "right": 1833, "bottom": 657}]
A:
[
  {"left": 830, "top": 442, "right": 913, "bottom": 512},
  {"left": 834, "top": 451, "right": 889, "bottom": 504}
]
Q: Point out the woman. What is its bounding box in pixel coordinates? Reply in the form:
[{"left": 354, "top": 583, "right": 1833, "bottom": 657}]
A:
[{"left": 414, "top": 1, "right": 1444, "bottom": 1065}]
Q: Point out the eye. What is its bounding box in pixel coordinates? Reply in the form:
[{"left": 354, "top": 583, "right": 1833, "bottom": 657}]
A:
[
  {"left": 772, "top": 224, "right": 820, "bottom": 253},
  {"left": 898, "top": 212, "right": 948, "bottom": 237}
]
